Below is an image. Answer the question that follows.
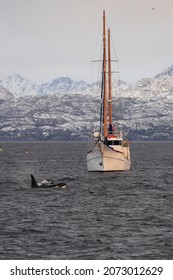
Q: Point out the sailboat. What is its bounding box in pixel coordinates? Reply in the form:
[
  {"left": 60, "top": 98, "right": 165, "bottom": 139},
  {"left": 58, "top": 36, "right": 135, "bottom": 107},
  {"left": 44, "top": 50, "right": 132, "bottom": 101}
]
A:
[{"left": 87, "top": 10, "right": 131, "bottom": 171}]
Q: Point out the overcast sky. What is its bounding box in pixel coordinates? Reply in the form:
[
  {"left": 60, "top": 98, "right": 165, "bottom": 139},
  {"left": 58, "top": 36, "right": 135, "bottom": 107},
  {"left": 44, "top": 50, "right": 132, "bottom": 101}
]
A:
[{"left": 0, "top": 0, "right": 173, "bottom": 84}]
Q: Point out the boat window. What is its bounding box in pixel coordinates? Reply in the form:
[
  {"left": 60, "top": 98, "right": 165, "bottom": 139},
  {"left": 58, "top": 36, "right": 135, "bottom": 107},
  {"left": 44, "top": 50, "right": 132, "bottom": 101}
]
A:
[{"left": 108, "top": 140, "right": 122, "bottom": 146}]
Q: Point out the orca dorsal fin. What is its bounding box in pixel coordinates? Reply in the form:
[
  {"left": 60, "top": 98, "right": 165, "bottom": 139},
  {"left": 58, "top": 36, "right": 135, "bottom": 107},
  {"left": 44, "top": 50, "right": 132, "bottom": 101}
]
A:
[{"left": 31, "top": 174, "right": 39, "bottom": 188}]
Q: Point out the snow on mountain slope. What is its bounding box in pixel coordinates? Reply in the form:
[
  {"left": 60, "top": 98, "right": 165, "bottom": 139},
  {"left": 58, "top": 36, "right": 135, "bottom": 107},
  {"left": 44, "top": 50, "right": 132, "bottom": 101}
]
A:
[
  {"left": 0, "top": 93, "right": 100, "bottom": 140},
  {"left": 0, "top": 85, "right": 173, "bottom": 141},
  {"left": 0, "top": 85, "right": 14, "bottom": 100},
  {"left": 155, "top": 64, "right": 173, "bottom": 78}
]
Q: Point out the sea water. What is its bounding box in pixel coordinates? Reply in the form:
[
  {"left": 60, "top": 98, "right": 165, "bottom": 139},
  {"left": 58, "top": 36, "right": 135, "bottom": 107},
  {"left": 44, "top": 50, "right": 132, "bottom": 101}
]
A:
[{"left": 0, "top": 141, "right": 172, "bottom": 259}]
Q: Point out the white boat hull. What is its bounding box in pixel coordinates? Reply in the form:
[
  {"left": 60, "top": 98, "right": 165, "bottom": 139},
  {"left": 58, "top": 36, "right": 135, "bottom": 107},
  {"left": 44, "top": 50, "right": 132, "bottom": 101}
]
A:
[{"left": 87, "top": 141, "right": 131, "bottom": 171}]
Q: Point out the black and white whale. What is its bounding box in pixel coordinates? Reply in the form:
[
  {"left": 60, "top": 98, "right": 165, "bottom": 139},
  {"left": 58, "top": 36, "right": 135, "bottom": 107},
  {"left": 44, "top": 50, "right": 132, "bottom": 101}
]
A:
[{"left": 31, "top": 174, "right": 66, "bottom": 189}]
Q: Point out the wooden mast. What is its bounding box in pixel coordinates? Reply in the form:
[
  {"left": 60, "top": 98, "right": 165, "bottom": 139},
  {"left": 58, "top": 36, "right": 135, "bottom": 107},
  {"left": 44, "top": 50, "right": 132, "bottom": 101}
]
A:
[
  {"left": 108, "top": 28, "right": 113, "bottom": 133},
  {"left": 103, "top": 10, "right": 107, "bottom": 138}
]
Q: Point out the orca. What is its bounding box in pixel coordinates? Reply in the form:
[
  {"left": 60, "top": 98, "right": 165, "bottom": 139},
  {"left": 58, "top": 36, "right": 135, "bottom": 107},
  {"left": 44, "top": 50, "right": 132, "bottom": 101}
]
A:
[{"left": 31, "top": 174, "right": 66, "bottom": 189}]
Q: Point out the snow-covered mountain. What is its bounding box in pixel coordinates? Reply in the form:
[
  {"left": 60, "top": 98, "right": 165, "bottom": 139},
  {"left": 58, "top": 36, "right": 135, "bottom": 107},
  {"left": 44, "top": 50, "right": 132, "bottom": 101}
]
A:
[
  {"left": 0, "top": 74, "right": 91, "bottom": 97},
  {"left": 0, "top": 64, "right": 173, "bottom": 141},
  {"left": 40, "top": 77, "right": 91, "bottom": 95},
  {"left": 0, "top": 74, "right": 40, "bottom": 97}
]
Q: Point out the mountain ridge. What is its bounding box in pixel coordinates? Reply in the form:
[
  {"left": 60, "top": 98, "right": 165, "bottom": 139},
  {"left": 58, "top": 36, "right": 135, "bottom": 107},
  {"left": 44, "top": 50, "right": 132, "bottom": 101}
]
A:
[
  {"left": 1, "top": 64, "right": 173, "bottom": 99},
  {"left": 0, "top": 74, "right": 92, "bottom": 97},
  {"left": 0, "top": 64, "right": 173, "bottom": 141}
]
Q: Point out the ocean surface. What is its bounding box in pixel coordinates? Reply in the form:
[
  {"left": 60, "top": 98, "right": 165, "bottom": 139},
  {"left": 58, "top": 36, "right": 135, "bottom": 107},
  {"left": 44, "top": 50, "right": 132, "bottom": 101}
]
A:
[{"left": 0, "top": 141, "right": 172, "bottom": 260}]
